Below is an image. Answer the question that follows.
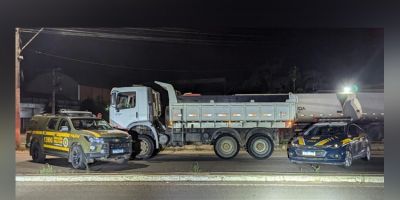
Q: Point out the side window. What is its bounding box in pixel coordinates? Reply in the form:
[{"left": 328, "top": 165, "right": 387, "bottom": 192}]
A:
[
  {"left": 116, "top": 92, "right": 136, "bottom": 109},
  {"left": 58, "top": 119, "right": 71, "bottom": 131},
  {"left": 356, "top": 126, "right": 364, "bottom": 135},
  {"left": 348, "top": 125, "right": 358, "bottom": 137},
  {"left": 47, "top": 118, "right": 59, "bottom": 130}
]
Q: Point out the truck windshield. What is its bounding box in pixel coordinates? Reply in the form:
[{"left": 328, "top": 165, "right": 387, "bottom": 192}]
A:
[
  {"left": 71, "top": 119, "right": 113, "bottom": 130},
  {"left": 305, "top": 125, "right": 346, "bottom": 137}
]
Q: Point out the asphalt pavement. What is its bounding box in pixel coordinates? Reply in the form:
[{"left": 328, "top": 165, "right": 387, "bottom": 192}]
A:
[
  {"left": 16, "top": 181, "right": 384, "bottom": 200},
  {"left": 16, "top": 149, "right": 384, "bottom": 174}
]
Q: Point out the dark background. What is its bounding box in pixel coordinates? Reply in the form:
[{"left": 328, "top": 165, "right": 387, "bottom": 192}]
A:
[{"left": 19, "top": 28, "right": 383, "bottom": 95}]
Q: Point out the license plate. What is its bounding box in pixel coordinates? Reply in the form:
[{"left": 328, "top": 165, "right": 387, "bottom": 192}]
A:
[
  {"left": 302, "top": 151, "right": 316, "bottom": 156},
  {"left": 112, "top": 149, "right": 124, "bottom": 154}
]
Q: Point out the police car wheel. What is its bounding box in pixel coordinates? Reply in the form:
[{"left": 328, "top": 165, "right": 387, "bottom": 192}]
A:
[
  {"left": 344, "top": 150, "right": 353, "bottom": 168},
  {"left": 136, "top": 135, "right": 155, "bottom": 160},
  {"left": 246, "top": 134, "right": 274, "bottom": 160},
  {"left": 362, "top": 145, "right": 371, "bottom": 161},
  {"left": 31, "top": 141, "right": 45, "bottom": 163},
  {"left": 214, "top": 134, "right": 239, "bottom": 159},
  {"left": 70, "top": 145, "right": 87, "bottom": 170}
]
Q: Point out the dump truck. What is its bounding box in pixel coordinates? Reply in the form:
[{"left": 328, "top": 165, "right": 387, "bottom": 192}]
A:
[{"left": 109, "top": 81, "right": 366, "bottom": 160}]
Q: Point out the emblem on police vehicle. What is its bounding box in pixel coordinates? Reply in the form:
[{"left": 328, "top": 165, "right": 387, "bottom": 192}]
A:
[{"left": 62, "top": 138, "right": 69, "bottom": 147}]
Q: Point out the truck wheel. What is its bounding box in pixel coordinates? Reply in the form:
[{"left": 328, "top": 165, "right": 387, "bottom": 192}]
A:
[
  {"left": 214, "top": 134, "right": 239, "bottom": 159},
  {"left": 246, "top": 134, "right": 274, "bottom": 160},
  {"left": 31, "top": 141, "right": 45, "bottom": 163},
  {"left": 70, "top": 145, "right": 87, "bottom": 170},
  {"left": 136, "top": 135, "right": 155, "bottom": 160}
]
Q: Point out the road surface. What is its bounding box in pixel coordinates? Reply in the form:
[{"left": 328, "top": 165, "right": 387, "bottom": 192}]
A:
[
  {"left": 16, "top": 150, "right": 384, "bottom": 174},
  {"left": 16, "top": 181, "right": 383, "bottom": 200}
]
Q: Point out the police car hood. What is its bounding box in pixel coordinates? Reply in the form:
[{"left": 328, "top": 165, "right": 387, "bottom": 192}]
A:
[
  {"left": 299, "top": 134, "right": 347, "bottom": 146},
  {"left": 82, "top": 129, "right": 129, "bottom": 138}
]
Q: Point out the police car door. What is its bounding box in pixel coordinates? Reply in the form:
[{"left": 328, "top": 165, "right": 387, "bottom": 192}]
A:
[
  {"left": 57, "top": 118, "right": 72, "bottom": 152},
  {"left": 44, "top": 118, "right": 59, "bottom": 152},
  {"left": 348, "top": 124, "right": 362, "bottom": 157}
]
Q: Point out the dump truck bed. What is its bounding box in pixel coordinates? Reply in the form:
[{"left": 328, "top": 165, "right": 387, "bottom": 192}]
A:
[{"left": 169, "top": 94, "right": 297, "bottom": 129}]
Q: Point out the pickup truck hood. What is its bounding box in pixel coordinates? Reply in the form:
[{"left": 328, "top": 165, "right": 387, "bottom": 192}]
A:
[{"left": 82, "top": 129, "right": 129, "bottom": 138}]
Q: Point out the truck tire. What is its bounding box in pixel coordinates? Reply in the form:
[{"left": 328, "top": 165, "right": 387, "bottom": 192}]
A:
[
  {"left": 214, "top": 134, "right": 239, "bottom": 159},
  {"left": 136, "top": 135, "right": 155, "bottom": 160},
  {"left": 246, "top": 134, "right": 274, "bottom": 160},
  {"left": 31, "top": 141, "right": 45, "bottom": 163},
  {"left": 70, "top": 145, "right": 87, "bottom": 170}
]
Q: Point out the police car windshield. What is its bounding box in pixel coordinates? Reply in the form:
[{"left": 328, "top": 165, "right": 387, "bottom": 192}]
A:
[
  {"left": 71, "top": 119, "right": 113, "bottom": 130},
  {"left": 305, "top": 125, "right": 346, "bottom": 137}
]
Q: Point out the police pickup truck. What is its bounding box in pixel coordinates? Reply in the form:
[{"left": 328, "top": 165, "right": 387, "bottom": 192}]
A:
[{"left": 26, "top": 110, "right": 133, "bottom": 169}]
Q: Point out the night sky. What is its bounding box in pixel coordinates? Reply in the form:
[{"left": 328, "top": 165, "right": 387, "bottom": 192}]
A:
[{"left": 20, "top": 28, "right": 383, "bottom": 95}]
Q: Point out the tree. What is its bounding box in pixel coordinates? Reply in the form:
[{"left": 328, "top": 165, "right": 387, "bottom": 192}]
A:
[{"left": 80, "top": 97, "right": 109, "bottom": 121}]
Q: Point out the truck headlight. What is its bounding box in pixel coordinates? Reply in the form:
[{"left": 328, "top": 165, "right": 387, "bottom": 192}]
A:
[{"left": 85, "top": 136, "right": 104, "bottom": 144}]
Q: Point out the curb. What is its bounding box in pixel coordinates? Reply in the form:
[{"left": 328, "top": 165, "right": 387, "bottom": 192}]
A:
[
  {"left": 163, "top": 143, "right": 384, "bottom": 151},
  {"left": 16, "top": 173, "right": 384, "bottom": 183}
]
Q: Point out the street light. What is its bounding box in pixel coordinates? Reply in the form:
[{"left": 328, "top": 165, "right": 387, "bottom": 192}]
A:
[{"left": 341, "top": 84, "right": 359, "bottom": 94}]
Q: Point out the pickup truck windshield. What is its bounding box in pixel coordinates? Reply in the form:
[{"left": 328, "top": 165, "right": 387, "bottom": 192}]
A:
[{"left": 71, "top": 119, "right": 113, "bottom": 130}]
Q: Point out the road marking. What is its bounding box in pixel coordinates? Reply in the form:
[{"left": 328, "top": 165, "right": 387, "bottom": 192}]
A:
[{"left": 16, "top": 174, "right": 384, "bottom": 183}]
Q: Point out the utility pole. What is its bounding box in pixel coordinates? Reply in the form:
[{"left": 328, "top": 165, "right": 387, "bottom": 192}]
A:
[
  {"left": 289, "top": 65, "right": 297, "bottom": 93},
  {"left": 15, "top": 28, "right": 21, "bottom": 147},
  {"left": 15, "top": 28, "right": 43, "bottom": 148},
  {"left": 52, "top": 67, "right": 62, "bottom": 114}
]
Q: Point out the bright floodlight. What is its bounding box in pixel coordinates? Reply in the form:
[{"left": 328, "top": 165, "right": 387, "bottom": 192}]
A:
[{"left": 343, "top": 86, "right": 352, "bottom": 93}]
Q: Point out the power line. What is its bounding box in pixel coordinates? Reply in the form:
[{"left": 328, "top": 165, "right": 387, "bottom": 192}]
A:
[
  {"left": 28, "top": 49, "right": 246, "bottom": 73},
  {"left": 20, "top": 28, "right": 278, "bottom": 47}
]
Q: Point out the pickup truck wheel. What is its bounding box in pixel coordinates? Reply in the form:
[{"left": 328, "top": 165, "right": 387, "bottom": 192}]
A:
[
  {"left": 136, "top": 135, "right": 155, "bottom": 160},
  {"left": 70, "top": 145, "right": 87, "bottom": 170},
  {"left": 214, "top": 134, "right": 239, "bottom": 159},
  {"left": 246, "top": 134, "right": 274, "bottom": 160},
  {"left": 31, "top": 141, "right": 45, "bottom": 163}
]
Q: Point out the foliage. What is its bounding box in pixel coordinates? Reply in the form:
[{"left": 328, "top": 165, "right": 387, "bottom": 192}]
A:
[
  {"left": 80, "top": 96, "right": 109, "bottom": 121},
  {"left": 39, "top": 163, "right": 56, "bottom": 175},
  {"left": 192, "top": 161, "right": 201, "bottom": 173}
]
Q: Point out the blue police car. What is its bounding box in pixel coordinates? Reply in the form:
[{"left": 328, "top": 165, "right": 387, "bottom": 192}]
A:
[{"left": 287, "top": 122, "right": 371, "bottom": 167}]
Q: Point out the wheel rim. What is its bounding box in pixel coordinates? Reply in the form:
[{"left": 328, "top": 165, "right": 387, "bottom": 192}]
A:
[
  {"left": 252, "top": 138, "right": 269, "bottom": 155},
  {"left": 139, "top": 139, "right": 150, "bottom": 156},
  {"left": 72, "top": 147, "right": 81, "bottom": 167},
  {"left": 345, "top": 151, "right": 352, "bottom": 167},
  {"left": 218, "top": 137, "right": 236, "bottom": 156}
]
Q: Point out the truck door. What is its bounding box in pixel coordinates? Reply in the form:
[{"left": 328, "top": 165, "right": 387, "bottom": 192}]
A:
[{"left": 111, "top": 91, "right": 139, "bottom": 129}]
